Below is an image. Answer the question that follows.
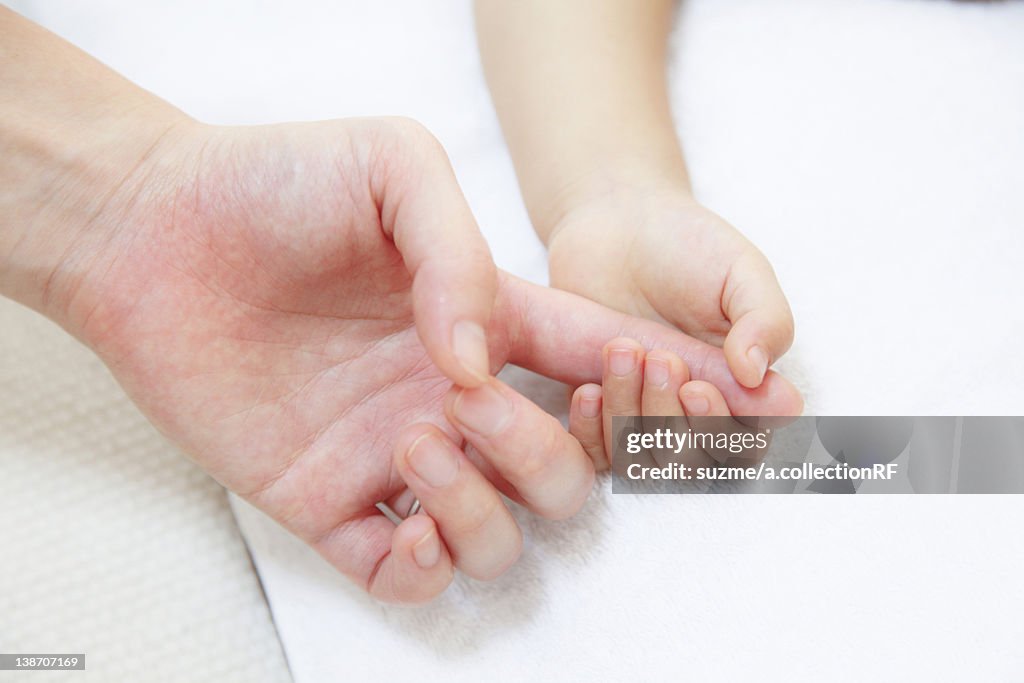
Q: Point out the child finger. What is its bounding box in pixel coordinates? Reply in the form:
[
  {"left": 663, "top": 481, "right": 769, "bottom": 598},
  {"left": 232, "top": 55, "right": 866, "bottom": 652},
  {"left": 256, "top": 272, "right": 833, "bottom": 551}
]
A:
[
  {"left": 570, "top": 383, "right": 609, "bottom": 470},
  {"left": 601, "top": 337, "right": 645, "bottom": 466}
]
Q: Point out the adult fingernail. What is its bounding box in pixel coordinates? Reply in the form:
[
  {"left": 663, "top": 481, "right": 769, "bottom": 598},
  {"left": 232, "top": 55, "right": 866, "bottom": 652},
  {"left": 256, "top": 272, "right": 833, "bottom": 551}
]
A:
[
  {"left": 453, "top": 382, "right": 512, "bottom": 436},
  {"left": 580, "top": 387, "right": 601, "bottom": 418},
  {"left": 412, "top": 528, "right": 441, "bottom": 569},
  {"left": 645, "top": 357, "right": 670, "bottom": 387},
  {"left": 452, "top": 320, "right": 490, "bottom": 382},
  {"left": 406, "top": 434, "right": 459, "bottom": 487},
  {"left": 747, "top": 345, "right": 769, "bottom": 383},
  {"left": 608, "top": 348, "right": 637, "bottom": 377},
  {"left": 682, "top": 392, "right": 710, "bottom": 416}
]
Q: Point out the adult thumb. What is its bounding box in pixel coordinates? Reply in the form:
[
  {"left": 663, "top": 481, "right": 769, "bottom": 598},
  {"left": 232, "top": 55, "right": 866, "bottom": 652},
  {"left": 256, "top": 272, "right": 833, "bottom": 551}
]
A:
[{"left": 369, "top": 118, "right": 496, "bottom": 388}]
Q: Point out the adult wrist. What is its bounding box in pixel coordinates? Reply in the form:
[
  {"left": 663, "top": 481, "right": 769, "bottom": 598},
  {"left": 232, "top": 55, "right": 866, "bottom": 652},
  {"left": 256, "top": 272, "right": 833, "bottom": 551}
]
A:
[
  {"left": 0, "top": 6, "right": 201, "bottom": 334},
  {"left": 0, "top": 101, "right": 196, "bottom": 331}
]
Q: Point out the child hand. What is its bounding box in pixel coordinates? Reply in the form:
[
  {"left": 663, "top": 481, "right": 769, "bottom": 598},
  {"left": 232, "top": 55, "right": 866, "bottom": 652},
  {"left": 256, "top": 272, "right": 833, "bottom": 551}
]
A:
[
  {"left": 548, "top": 188, "right": 794, "bottom": 389},
  {"left": 569, "top": 338, "right": 767, "bottom": 471}
]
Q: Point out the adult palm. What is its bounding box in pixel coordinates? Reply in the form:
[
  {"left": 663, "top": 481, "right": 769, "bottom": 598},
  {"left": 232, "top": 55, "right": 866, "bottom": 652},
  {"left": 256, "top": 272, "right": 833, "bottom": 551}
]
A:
[{"left": 49, "top": 118, "right": 801, "bottom": 602}]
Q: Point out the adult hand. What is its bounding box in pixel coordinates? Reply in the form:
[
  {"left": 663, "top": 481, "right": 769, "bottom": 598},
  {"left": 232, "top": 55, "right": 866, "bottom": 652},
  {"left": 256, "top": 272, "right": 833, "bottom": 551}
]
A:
[
  {"left": 2, "top": 7, "right": 802, "bottom": 604},
  {"left": 8, "top": 115, "right": 801, "bottom": 604}
]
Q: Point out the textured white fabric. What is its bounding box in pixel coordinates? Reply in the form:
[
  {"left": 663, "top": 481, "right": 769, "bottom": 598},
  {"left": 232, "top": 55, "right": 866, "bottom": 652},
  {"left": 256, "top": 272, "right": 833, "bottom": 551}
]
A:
[
  {"left": 226, "top": 1, "right": 1024, "bottom": 681},
  {"left": 0, "top": 300, "right": 291, "bottom": 683},
  {"left": 2, "top": 6, "right": 291, "bottom": 680},
  {"left": 5, "top": 0, "right": 1023, "bottom": 681}
]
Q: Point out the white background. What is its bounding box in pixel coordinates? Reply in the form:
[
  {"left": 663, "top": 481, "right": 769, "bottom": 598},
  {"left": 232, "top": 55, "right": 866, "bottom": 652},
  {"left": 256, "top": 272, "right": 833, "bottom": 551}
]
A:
[{"left": 8, "top": 0, "right": 1024, "bottom": 681}]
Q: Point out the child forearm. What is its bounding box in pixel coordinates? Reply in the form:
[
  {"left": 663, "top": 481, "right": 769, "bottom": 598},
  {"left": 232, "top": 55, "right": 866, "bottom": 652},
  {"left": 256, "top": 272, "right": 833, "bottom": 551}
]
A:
[{"left": 474, "top": 0, "right": 689, "bottom": 241}]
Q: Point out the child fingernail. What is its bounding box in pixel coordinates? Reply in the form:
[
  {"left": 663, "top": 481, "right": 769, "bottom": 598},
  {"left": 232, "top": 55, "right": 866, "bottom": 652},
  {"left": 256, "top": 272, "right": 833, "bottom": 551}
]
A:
[
  {"left": 645, "top": 357, "right": 670, "bottom": 387},
  {"left": 608, "top": 349, "right": 637, "bottom": 377},
  {"left": 406, "top": 434, "right": 459, "bottom": 487},
  {"left": 747, "top": 345, "right": 769, "bottom": 382},
  {"left": 452, "top": 320, "right": 490, "bottom": 382},
  {"left": 580, "top": 387, "right": 601, "bottom": 418},
  {"left": 682, "top": 393, "right": 710, "bottom": 416},
  {"left": 413, "top": 528, "right": 441, "bottom": 569}
]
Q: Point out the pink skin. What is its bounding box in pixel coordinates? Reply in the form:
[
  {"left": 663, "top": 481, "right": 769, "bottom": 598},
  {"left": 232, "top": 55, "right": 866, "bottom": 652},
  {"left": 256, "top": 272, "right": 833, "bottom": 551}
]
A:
[
  {"left": 44, "top": 120, "right": 801, "bottom": 605},
  {"left": 549, "top": 191, "right": 796, "bottom": 390},
  {"left": 0, "top": 7, "right": 803, "bottom": 606},
  {"left": 570, "top": 339, "right": 779, "bottom": 471}
]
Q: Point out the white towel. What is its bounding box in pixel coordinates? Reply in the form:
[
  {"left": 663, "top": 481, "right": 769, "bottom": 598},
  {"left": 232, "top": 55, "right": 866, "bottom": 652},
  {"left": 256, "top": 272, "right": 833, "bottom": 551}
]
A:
[
  {"left": 229, "top": 1, "right": 1024, "bottom": 680},
  {"left": 11, "top": 0, "right": 1024, "bottom": 680}
]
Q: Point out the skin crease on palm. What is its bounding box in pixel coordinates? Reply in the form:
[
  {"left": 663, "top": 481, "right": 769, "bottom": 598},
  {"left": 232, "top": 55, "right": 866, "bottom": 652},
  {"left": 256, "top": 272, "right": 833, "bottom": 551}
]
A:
[
  {"left": 46, "top": 119, "right": 798, "bottom": 601},
  {"left": 1, "top": 9, "right": 803, "bottom": 605}
]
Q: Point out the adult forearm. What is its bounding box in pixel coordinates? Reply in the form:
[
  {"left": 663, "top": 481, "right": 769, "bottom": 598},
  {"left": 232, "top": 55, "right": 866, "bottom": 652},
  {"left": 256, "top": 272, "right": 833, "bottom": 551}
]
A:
[
  {"left": 0, "top": 7, "right": 189, "bottom": 326},
  {"left": 474, "top": 0, "right": 689, "bottom": 240}
]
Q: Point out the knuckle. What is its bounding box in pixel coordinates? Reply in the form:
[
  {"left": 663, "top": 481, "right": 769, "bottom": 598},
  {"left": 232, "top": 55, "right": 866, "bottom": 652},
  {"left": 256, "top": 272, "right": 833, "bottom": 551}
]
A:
[
  {"left": 463, "top": 528, "right": 523, "bottom": 582},
  {"left": 524, "top": 428, "right": 594, "bottom": 520},
  {"left": 364, "top": 116, "right": 444, "bottom": 174},
  {"left": 516, "top": 420, "right": 563, "bottom": 483},
  {"left": 389, "top": 117, "right": 443, "bottom": 156},
  {"left": 450, "top": 496, "right": 501, "bottom": 538},
  {"left": 605, "top": 395, "right": 640, "bottom": 415},
  {"left": 538, "top": 472, "right": 593, "bottom": 521},
  {"left": 571, "top": 424, "right": 603, "bottom": 451},
  {"left": 368, "top": 562, "right": 404, "bottom": 605},
  {"left": 587, "top": 445, "right": 612, "bottom": 472},
  {"left": 570, "top": 463, "right": 597, "bottom": 514},
  {"left": 394, "top": 576, "right": 446, "bottom": 606}
]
